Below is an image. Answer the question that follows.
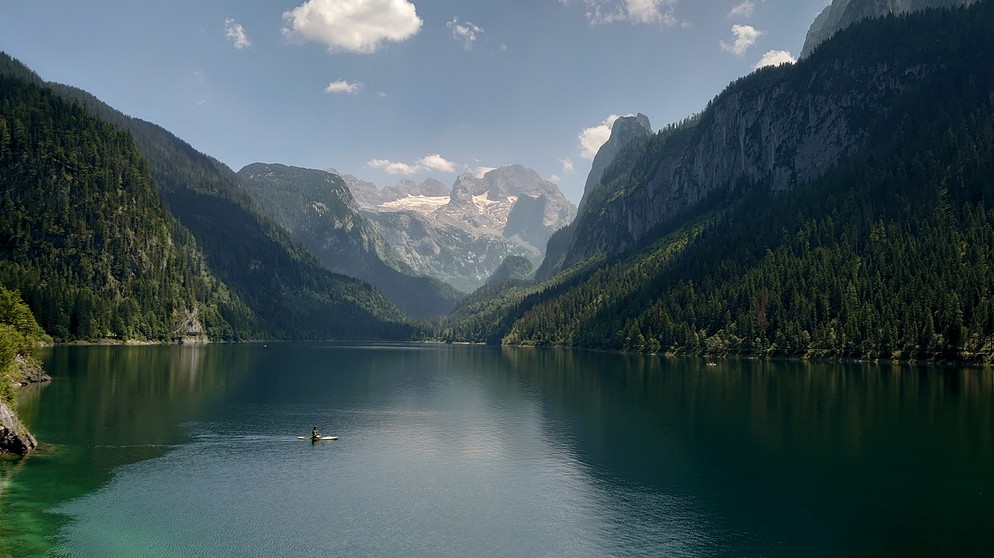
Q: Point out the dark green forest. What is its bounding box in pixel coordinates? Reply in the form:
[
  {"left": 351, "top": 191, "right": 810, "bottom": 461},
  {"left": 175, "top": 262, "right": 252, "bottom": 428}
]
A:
[
  {"left": 0, "top": 53, "right": 414, "bottom": 342},
  {"left": 54, "top": 83, "right": 416, "bottom": 341},
  {"left": 0, "top": 68, "right": 239, "bottom": 341},
  {"left": 449, "top": 2, "right": 994, "bottom": 363}
]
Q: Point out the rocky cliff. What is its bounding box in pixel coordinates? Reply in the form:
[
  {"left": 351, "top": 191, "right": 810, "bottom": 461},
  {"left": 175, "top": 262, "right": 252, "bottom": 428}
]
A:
[
  {"left": 0, "top": 358, "right": 48, "bottom": 456},
  {"left": 562, "top": 9, "right": 980, "bottom": 267},
  {"left": 800, "top": 0, "right": 976, "bottom": 58},
  {"left": 578, "top": 113, "right": 653, "bottom": 214},
  {"left": 0, "top": 400, "right": 36, "bottom": 456}
]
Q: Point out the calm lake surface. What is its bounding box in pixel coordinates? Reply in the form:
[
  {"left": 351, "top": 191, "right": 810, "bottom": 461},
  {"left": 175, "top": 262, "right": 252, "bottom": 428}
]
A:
[{"left": 1, "top": 344, "right": 992, "bottom": 557}]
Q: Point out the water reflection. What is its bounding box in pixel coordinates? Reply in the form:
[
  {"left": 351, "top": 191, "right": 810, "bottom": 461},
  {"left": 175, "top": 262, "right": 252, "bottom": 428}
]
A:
[
  {"left": 2, "top": 345, "right": 993, "bottom": 557},
  {"left": 497, "top": 349, "right": 994, "bottom": 556}
]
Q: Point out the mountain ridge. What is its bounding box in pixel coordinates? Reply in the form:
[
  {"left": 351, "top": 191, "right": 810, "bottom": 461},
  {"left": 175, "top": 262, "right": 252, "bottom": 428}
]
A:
[
  {"left": 237, "top": 163, "right": 461, "bottom": 318},
  {"left": 342, "top": 164, "right": 576, "bottom": 292}
]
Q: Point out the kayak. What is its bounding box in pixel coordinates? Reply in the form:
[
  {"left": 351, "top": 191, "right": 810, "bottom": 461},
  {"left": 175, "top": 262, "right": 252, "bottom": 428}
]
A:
[{"left": 297, "top": 435, "right": 338, "bottom": 441}]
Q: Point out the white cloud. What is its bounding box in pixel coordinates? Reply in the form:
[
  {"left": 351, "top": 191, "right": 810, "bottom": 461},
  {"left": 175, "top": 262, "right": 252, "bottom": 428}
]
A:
[
  {"left": 549, "top": 174, "right": 562, "bottom": 184},
  {"left": 225, "top": 18, "right": 250, "bottom": 49},
  {"left": 721, "top": 24, "right": 765, "bottom": 57},
  {"left": 368, "top": 154, "right": 457, "bottom": 175},
  {"left": 471, "top": 166, "right": 497, "bottom": 178},
  {"left": 754, "top": 49, "right": 796, "bottom": 69},
  {"left": 579, "top": 115, "right": 620, "bottom": 159},
  {"left": 562, "top": 0, "right": 678, "bottom": 26},
  {"left": 561, "top": 158, "right": 576, "bottom": 174},
  {"left": 325, "top": 79, "right": 364, "bottom": 94},
  {"left": 419, "top": 154, "right": 456, "bottom": 173},
  {"left": 282, "top": 0, "right": 422, "bottom": 55},
  {"left": 447, "top": 17, "right": 483, "bottom": 50},
  {"left": 727, "top": 1, "right": 754, "bottom": 18}
]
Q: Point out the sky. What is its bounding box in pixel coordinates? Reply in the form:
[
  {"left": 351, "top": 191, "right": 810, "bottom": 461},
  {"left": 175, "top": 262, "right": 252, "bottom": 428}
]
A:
[{"left": 0, "top": 0, "right": 831, "bottom": 203}]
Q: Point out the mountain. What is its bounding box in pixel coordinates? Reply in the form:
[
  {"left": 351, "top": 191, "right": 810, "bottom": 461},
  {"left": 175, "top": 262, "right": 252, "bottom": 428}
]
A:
[
  {"left": 343, "top": 165, "right": 576, "bottom": 292},
  {"left": 485, "top": 255, "right": 534, "bottom": 286},
  {"left": 0, "top": 52, "right": 413, "bottom": 341},
  {"left": 560, "top": 0, "right": 988, "bottom": 270},
  {"left": 537, "top": 113, "right": 654, "bottom": 281},
  {"left": 0, "top": 54, "right": 239, "bottom": 341},
  {"left": 578, "top": 113, "right": 653, "bottom": 214},
  {"left": 237, "top": 163, "right": 460, "bottom": 318},
  {"left": 451, "top": 1, "right": 994, "bottom": 362},
  {"left": 800, "top": 0, "right": 977, "bottom": 58}
]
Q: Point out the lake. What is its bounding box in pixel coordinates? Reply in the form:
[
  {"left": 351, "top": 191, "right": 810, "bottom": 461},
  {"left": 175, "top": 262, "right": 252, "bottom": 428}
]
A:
[{"left": 1, "top": 344, "right": 992, "bottom": 557}]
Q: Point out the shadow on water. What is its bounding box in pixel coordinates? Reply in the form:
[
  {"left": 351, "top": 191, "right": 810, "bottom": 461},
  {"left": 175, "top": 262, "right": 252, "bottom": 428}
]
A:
[{"left": 494, "top": 349, "right": 994, "bottom": 557}]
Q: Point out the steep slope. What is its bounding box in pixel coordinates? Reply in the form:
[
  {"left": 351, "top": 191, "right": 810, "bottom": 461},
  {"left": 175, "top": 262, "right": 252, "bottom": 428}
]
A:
[
  {"left": 563, "top": 0, "right": 989, "bottom": 269},
  {"left": 538, "top": 113, "right": 655, "bottom": 281},
  {"left": 800, "top": 0, "right": 977, "bottom": 58},
  {"left": 0, "top": 55, "right": 248, "bottom": 341},
  {"left": 455, "top": 2, "right": 994, "bottom": 362},
  {"left": 577, "top": 113, "right": 653, "bottom": 214},
  {"left": 6, "top": 60, "right": 414, "bottom": 340},
  {"left": 238, "top": 163, "right": 460, "bottom": 318}
]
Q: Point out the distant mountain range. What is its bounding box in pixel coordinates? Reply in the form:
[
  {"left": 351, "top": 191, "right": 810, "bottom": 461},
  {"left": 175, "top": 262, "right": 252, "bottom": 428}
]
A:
[
  {"left": 340, "top": 165, "right": 575, "bottom": 292},
  {"left": 237, "top": 163, "right": 461, "bottom": 318}
]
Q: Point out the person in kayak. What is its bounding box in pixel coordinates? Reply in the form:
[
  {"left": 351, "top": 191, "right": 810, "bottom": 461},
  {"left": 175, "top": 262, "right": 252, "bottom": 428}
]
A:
[{"left": 311, "top": 426, "right": 319, "bottom": 439}]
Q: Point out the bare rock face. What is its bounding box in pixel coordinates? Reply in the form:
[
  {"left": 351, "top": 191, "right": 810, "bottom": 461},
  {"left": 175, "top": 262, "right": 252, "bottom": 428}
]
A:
[
  {"left": 0, "top": 400, "right": 37, "bottom": 456},
  {"left": 562, "top": 20, "right": 967, "bottom": 268},
  {"left": 578, "top": 113, "right": 653, "bottom": 214},
  {"left": 346, "top": 165, "right": 576, "bottom": 292}
]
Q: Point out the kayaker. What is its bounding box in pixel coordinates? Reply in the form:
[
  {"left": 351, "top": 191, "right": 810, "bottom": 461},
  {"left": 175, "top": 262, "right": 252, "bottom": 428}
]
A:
[{"left": 311, "top": 426, "right": 319, "bottom": 439}]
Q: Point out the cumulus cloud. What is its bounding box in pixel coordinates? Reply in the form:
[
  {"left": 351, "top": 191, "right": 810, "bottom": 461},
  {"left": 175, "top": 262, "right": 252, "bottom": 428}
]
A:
[
  {"left": 754, "top": 49, "right": 796, "bottom": 69},
  {"left": 562, "top": 0, "right": 678, "bottom": 26},
  {"left": 561, "top": 158, "right": 576, "bottom": 174},
  {"left": 721, "top": 24, "right": 764, "bottom": 57},
  {"left": 447, "top": 17, "right": 483, "bottom": 50},
  {"left": 419, "top": 154, "right": 457, "bottom": 173},
  {"left": 282, "top": 0, "right": 422, "bottom": 54},
  {"left": 325, "top": 79, "right": 365, "bottom": 94},
  {"left": 225, "top": 18, "right": 251, "bottom": 49},
  {"left": 579, "top": 115, "right": 620, "bottom": 159},
  {"left": 368, "top": 154, "right": 457, "bottom": 175},
  {"left": 727, "top": 1, "right": 754, "bottom": 18}
]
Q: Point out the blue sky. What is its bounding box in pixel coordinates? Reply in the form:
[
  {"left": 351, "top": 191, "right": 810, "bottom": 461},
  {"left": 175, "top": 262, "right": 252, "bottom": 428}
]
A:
[{"left": 0, "top": 0, "right": 829, "bottom": 202}]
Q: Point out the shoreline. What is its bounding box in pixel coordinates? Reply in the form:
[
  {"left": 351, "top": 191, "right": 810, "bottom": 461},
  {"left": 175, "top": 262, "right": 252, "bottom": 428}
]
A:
[{"left": 0, "top": 357, "right": 51, "bottom": 457}]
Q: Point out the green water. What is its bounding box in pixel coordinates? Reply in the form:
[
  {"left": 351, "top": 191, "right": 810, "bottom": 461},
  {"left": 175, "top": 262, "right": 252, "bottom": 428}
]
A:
[{"left": 1, "top": 344, "right": 992, "bottom": 556}]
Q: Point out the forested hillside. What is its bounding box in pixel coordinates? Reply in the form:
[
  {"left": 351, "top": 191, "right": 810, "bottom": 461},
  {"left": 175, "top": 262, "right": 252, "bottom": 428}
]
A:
[
  {"left": 0, "top": 52, "right": 414, "bottom": 341},
  {"left": 451, "top": 2, "right": 994, "bottom": 362},
  {"left": 0, "top": 61, "right": 246, "bottom": 341}
]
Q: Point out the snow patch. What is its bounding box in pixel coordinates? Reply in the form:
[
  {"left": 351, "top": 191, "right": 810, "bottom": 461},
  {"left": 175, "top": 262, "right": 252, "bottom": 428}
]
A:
[{"left": 380, "top": 194, "right": 450, "bottom": 214}]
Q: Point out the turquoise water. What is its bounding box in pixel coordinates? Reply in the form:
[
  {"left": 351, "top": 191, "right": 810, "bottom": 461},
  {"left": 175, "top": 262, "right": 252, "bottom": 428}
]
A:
[{"left": 2, "top": 344, "right": 993, "bottom": 556}]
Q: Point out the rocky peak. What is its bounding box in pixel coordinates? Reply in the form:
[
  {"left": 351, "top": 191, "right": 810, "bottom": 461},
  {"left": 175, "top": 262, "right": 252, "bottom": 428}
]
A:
[
  {"left": 578, "top": 113, "right": 653, "bottom": 213},
  {"left": 346, "top": 164, "right": 576, "bottom": 291}
]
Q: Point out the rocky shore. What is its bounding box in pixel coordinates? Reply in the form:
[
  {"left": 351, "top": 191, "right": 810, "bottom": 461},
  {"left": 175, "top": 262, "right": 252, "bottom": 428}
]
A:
[{"left": 0, "top": 356, "right": 51, "bottom": 456}]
